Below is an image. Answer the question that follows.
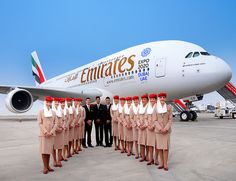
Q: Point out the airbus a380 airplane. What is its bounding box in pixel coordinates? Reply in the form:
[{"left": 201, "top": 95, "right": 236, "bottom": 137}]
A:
[{"left": 0, "top": 40, "right": 232, "bottom": 121}]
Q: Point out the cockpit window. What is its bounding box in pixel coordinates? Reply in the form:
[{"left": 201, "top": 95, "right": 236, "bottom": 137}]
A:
[
  {"left": 200, "top": 52, "right": 210, "bottom": 56},
  {"left": 185, "top": 52, "right": 193, "bottom": 58},
  {"left": 193, "top": 52, "right": 200, "bottom": 57},
  {"left": 185, "top": 51, "right": 210, "bottom": 58}
]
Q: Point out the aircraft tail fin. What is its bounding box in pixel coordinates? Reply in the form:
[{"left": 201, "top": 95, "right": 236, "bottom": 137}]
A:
[{"left": 31, "top": 51, "right": 46, "bottom": 86}]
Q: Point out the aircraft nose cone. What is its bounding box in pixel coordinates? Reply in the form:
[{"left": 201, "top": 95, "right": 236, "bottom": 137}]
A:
[{"left": 215, "top": 57, "right": 232, "bottom": 85}]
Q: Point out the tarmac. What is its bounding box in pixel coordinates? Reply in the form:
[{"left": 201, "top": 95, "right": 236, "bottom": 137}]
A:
[{"left": 0, "top": 113, "right": 236, "bottom": 181}]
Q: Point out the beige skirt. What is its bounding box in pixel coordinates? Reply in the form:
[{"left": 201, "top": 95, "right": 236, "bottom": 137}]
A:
[
  {"left": 123, "top": 126, "right": 127, "bottom": 141},
  {"left": 39, "top": 136, "right": 54, "bottom": 154},
  {"left": 54, "top": 131, "right": 64, "bottom": 149},
  {"left": 64, "top": 130, "right": 69, "bottom": 146},
  {"left": 155, "top": 133, "right": 170, "bottom": 150},
  {"left": 138, "top": 128, "right": 147, "bottom": 145},
  {"left": 146, "top": 129, "right": 156, "bottom": 147},
  {"left": 118, "top": 123, "right": 124, "bottom": 140},
  {"left": 69, "top": 127, "right": 74, "bottom": 141},
  {"left": 125, "top": 127, "right": 133, "bottom": 142},
  {"left": 133, "top": 128, "right": 138, "bottom": 141},
  {"left": 74, "top": 127, "right": 79, "bottom": 140},
  {"left": 79, "top": 124, "right": 84, "bottom": 139},
  {"left": 112, "top": 122, "right": 119, "bottom": 137}
]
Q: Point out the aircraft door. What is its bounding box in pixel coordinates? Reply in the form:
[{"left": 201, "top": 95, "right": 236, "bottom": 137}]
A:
[{"left": 155, "top": 58, "right": 166, "bottom": 78}]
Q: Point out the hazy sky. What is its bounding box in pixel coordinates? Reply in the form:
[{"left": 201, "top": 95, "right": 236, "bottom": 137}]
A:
[{"left": 0, "top": 0, "right": 235, "bottom": 114}]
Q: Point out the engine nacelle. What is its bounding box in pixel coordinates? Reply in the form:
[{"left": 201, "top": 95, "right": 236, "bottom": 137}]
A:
[{"left": 5, "top": 88, "right": 33, "bottom": 113}]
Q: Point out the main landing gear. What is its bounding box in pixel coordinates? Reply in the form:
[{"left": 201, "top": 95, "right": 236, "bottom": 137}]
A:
[{"left": 180, "top": 110, "right": 197, "bottom": 121}]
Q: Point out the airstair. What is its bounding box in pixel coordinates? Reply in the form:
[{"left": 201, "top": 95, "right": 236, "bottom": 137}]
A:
[
  {"left": 217, "top": 82, "right": 236, "bottom": 107},
  {"left": 171, "top": 99, "right": 187, "bottom": 112}
]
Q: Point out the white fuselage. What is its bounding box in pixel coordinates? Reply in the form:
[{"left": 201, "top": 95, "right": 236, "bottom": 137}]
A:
[{"left": 39, "top": 40, "right": 232, "bottom": 101}]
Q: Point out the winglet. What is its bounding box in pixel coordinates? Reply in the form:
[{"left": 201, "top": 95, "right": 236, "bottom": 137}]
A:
[{"left": 31, "top": 51, "right": 46, "bottom": 86}]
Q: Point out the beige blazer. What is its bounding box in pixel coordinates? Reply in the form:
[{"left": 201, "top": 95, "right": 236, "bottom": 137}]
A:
[
  {"left": 63, "top": 109, "right": 70, "bottom": 130},
  {"left": 38, "top": 109, "right": 57, "bottom": 137},
  {"left": 78, "top": 107, "right": 86, "bottom": 126},
  {"left": 155, "top": 105, "right": 172, "bottom": 133},
  {"left": 110, "top": 109, "right": 119, "bottom": 123}
]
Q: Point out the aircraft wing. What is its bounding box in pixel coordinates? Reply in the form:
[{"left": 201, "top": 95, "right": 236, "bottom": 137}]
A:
[{"left": 0, "top": 85, "right": 103, "bottom": 101}]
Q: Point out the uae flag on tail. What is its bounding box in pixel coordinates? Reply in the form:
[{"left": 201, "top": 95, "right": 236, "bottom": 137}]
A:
[{"left": 31, "top": 51, "right": 46, "bottom": 86}]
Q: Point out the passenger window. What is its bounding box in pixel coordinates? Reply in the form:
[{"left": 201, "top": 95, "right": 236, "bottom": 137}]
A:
[
  {"left": 193, "top": 52, "right": 200, "bottom": 57},
  {"left": 185, "top": 52, "right": 193, "bottom": 58}
]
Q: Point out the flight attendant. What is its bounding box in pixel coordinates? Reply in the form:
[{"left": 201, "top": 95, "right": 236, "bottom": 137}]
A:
[
  {"left": 146, "top": 93, "right": 157, "bottom": 165},
  {"left": 155, "top": 92, "right": 172, "bottom": 171},
  {"left": 138, "top": 94, "right": 148, "bottom": 162},
  {"left": 52, "top": 97, "right": 64, "bottom": 168},
  {"left": 110, "top": 95, "right": 120, "bottom": 150},
  {"left": 66, "top": 97, "right": 75, "bottom": 157},
  {"left": 77, "top": 98, "right": 85, "bottom": 152},
  {"left": 124, "top": 96, "right": 133, "bottom": 156},
  {"left": 38, "top": 96, "right": 57, "bottom": 174},
  {"left": 117, "top": 97, "right": 125, "bottom": 153},
  {"left": 131, "top": 96, "right": 139, "bottom": 159},
  {"left": 61, "top": 98, "right": 69, "bottom": 161},
  {"left": 73, "top": 98, "right": 80, "bottom": 154}
]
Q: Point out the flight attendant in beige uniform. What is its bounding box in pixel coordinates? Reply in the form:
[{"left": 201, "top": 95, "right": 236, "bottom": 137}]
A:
[
  {"left": 73, "top": 98, "right": 80, "bottom": 154},
  {"left": 124, "top": 96, "right": 133, "bottom": 156},
  {"left": 138, "top": 94, "right": 148, "bottom": 162},
  {"left": 155, "top": 92, "right": 172, "bottom": 171},
  {"left": 117, "top": 97, "right": 125, "bottom": 153},
  {"left": 61, "top": 98, "right": 69, "bottom": 161},
  {"left": 52, "top": 97, "right": 64, "bottom": 168},
  {"left": 77, "top": 98, "right": 85, "bottom": 152},
  {"left": 110, "top": 95, "right": 120, "bottom": 150},
  {"left": 66, "top": 97, "right": 75, "bottom": 157},
  {"left": 38, "top": 96, "right": 57, "bottom": 174},
  {"left": 131, "top": 96, "right": 140, "bottom": 159},
  {"left": 146, "top": 93, "right": 157, "bottom": 165}
]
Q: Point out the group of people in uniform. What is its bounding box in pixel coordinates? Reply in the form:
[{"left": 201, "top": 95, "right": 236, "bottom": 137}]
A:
[
  {"left": 110, "top": 92, "right": 172, "bottom": 171},
  {"left": 38, "top": 92, "right": 172, "bottom": 174}
]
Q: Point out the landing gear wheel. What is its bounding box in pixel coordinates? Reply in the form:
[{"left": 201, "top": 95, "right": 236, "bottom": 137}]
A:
[
  {"left": 190, "top": 111, "right": 197, "bottom": 121},
  {"left": 232, "top": 113, "right": 236, "bottom": 119},
  {"left": 180, "top": 111, "right": 191, "bottom": 121}
]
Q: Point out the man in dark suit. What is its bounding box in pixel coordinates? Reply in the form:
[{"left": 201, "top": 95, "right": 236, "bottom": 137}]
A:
[
  {"left": 82, "top": 97, "right": 94, "bottom": 148},
  {"left": 104, "top": 97, "right": 113, "bottom": 147},
  {"left": 93, "top": 96, "right": 105, "bottom": 146}
]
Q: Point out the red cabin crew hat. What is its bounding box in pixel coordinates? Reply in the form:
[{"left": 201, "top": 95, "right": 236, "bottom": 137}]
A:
[
  {"left": 53, "top": 97, "right": 60, "bottom": 102},
  {"left": 126, "top": 96, "right": 132, "bottom": 101},
  {"left": 78, "top": 98, "right": 83, "bottom": 102},
  {"left": 113, "top": 95, "right": 119, "bottom": 100},
  {"left": 66, "top": 97, "right": 72, "bottom": 102},
  {"left": 120, "top": 97, "right": 126, "bottom": 101},
  {"left": 141, "top": 94, "right": 148, "bottom": 99},
  {"left": 132, "top": 96, "right": 139, "bottom": 100},
  {"left": 158, "top": 92, "right": 167, "bottom": 98},
  {"left": 45, "top": 96, "right": 53, "bottom": 102},
  {"left": 149, "top": 93, "right": 157, "bottom": 99},
  {"left": 59, "top": 98, "right": 65, "bottom": 103},
  {"left": 73, "top": 98, "right": 79, "bottom": 101}
]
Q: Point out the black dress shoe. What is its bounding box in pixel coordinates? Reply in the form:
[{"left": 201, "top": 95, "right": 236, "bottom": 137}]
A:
[
  {"left": 96, "top": 144, "right": 100, "bottom": 147},
  {"left": 82, "top": 145, "right": 87, "bottom": 148},
  {"left": 88, "top": 145, "right": 94, "bottom": 148},
  {"left": 100, "top": 144, "right": 104, "bottom": 147},
  {"left": 104, "top": 145, "right": 109, "bottom": 147}
]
